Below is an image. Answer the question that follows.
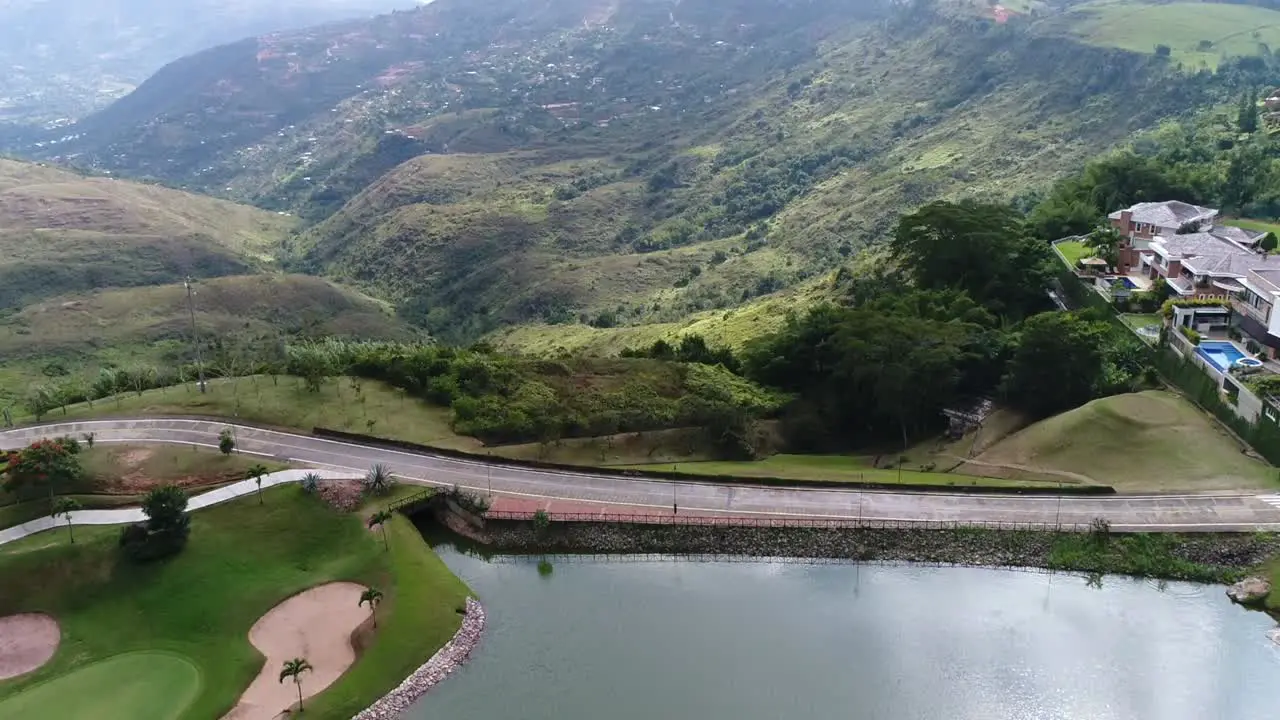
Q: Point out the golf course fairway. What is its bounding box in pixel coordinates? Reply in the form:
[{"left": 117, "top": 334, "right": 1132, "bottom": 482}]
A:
[{"left": 0, "top": 651, "right": 201, "bottom": 720}]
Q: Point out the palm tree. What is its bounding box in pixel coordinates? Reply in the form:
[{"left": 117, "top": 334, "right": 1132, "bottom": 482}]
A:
[
  {"left": 51, "top": 497, "right": 81, "bottom": 544},
  {"left": 367, "top": 510, "right": 392, "bottom": 550},
  {"left": 279, "top": 657, "right": 313, "bottom": 711},
  {"left": 359, "top": 587, "right": 384, "bottom": 628},
  {"left": 247, "top": 464, "right": 269, "bottom": 504}
]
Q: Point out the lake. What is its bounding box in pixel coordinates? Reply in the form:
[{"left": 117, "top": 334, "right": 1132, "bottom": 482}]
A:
[{"left": 406, "top": 546, "right": 1280, "bottom": 720}]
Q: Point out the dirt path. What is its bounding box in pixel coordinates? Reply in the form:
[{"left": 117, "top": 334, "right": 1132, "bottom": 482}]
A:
[
  {"left": 0, "top": 613, "right": 60, "bottom": 680},
  {"left": 221, "top": 583, "right": 369, "bottom": 720},
  {"left": 941, "top": 455, "right": 1099, "bottom": 485}
]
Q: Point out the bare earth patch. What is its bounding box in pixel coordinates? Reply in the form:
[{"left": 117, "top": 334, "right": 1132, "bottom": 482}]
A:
[
  {"left": 0, "top": 613, "right": 60, "bottom": 680},
  {"left": 222, "top": 583, "right": 369, "bottom": 720}
]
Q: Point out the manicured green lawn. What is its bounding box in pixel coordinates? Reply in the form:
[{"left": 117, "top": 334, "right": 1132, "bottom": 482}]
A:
[
  {"left": 1225, "top": 217, "right": 1280, "bottom": 236},
  {"left": 1119, "top": 313, "right": 1163, "bottom": 343},
  {"left": 625, "top": 453, "right": 1064, "bottom": 488},
  {"left": 1054, "top": 240, "right": 1093, "bottom": 268},
  {"left": 0, "top": 652, "right": 201, "bottom": 720},
  {"left": 0, "top": 487, "right": 470, "bottom": 720}
]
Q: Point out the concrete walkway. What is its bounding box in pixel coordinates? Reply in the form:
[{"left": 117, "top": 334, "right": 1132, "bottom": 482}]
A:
[{"left": 0, "top": 469, "right": 363, "bottom": 547}]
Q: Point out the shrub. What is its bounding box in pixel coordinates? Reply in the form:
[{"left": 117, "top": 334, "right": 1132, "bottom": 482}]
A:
[
  {"left": 1161, "top": 297, "right": 1229, "bottom": 319},
  {"left": 1179, "top": 326, "right": 1201, "bottom": 345},
  {"left": 218, "top": 428, "right": 235, "bottom": 455},
  {"left": 120, "top": 486, "right": 191, "bottom": 562},
  {"left": 1090, "top": 517, "right": 1111, "bottom": 546},
  {"left": 362, "top": 464, "right": 396, "bottom": 495},
  {"left": 532, "top": 508, "right": 552, "bottom": 535},
  {"left": 1246, "top": 339, "right": 1261, "bottom": 355},
  {"left": 300, "top": 472, "right": 321, "bottom": 494},
  {"left": 447, "top": 485, "right": 491, "bottom": 515}
]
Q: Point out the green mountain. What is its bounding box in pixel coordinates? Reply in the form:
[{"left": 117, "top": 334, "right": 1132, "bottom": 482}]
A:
[
  {"left": 17, "top": 0, "right": 1280, "bottom": 344},
  {"left": 0, "top": 157, "right": 418, "bottom": 391},
  {"left": 0, "top": 0, "right": 415, "bottom": 125}
]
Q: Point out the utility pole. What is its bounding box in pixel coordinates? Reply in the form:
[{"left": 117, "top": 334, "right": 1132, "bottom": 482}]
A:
[
  {"left": 184, "top": 276, "right": 207, "bottom": 394},
  {"left": 1055, "top": 480, "right": 1064, "bottom": 531}
]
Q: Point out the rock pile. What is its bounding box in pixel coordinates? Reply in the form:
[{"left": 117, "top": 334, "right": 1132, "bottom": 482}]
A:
[
  {"left": 1226, "top": 576, "right": 1271, "bottom": 607},
  {"left": 351, "top": 597, "right": 486, "bottom": 720}
]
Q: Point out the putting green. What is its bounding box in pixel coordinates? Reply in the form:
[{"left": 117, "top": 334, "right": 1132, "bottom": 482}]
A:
[{"left": 0, "top": 651, "right": 201, "bottom": 720}]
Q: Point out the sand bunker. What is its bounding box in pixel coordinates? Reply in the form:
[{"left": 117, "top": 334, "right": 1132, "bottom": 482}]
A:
[
  {"left": 222, "top": 583, "right": 369, "bottom": 720},
  {"left": 0, "top": 613, "right": 60, "bottom": 680}
]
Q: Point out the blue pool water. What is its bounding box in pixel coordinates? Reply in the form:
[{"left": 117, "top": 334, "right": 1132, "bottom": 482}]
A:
[
  {"left": 1115, "top": 277, "right": 1139, "bottom": 290},
  {"left": 1197, "top": 341, "right": 1246, "bottom": 372}
]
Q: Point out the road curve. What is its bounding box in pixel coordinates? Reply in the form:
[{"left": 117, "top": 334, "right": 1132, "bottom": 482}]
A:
[{"left": 5, "top": 418, "right": 1280, "bottom": 533}]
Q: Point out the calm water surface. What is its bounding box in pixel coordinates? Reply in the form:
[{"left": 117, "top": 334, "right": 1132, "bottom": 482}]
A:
[{"left": 407, "top": 547, "right": 1280, "bottom": 720}]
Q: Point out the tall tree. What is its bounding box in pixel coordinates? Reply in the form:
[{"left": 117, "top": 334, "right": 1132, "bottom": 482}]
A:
[
  {"left": 51, "top": 496, "right": 82, "bottom": 544},
  {"left": 1001, "top": 312, "right": 1111, "bottom": 418},
  {"left": 359, "top": 587, "right": 384, "bottom": 628},
  {"left": 1084, "top": 225, "right": 1122, "bottom": 269},
  {"left": 744, "top": 304, "right": 989, "bottom": 448},
  {"left": 2, "top": 437, "right": 83, "bottom": 513},
  {"left": 279, "top": 658, "right": 314, "bottom": 712},
  {"left": 1239, "top": 90, "right": 1259, "bottom": 134},
  {"left": 247, "top": 464, "right": 269, "bottom": 505},
  {"left": 891, "top": 201, "right": 1053, "bottom": 320}
]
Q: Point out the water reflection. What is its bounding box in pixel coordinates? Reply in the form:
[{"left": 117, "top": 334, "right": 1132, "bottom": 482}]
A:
[{"left": 406, "top": 544, "right": 1280, "bottom": 720}]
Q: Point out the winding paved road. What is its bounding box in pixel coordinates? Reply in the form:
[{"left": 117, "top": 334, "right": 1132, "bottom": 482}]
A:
[{"left": 5, "top": 418, "right": 1280, "bottom": 532}]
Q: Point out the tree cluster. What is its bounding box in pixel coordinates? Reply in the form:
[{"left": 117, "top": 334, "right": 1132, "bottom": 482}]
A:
[
  {"left": 119, "top": 486, "right": 191, "bottom": 562},
  {"left": 741, "top": 201, "right": 1152, "bottom": 450},
  {"left": 1, "top": 436, "right": 83, "bottom": 510}
]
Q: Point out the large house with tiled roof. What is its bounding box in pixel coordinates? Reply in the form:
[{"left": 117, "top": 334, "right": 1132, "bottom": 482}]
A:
[{"left": 1108, "top": 201, "right": 1270, "bottom": 293}]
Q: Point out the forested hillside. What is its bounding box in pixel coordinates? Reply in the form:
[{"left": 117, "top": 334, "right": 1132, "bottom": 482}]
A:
[{"left": 10, "top": 0, "right": 1280, "bottom": 346}]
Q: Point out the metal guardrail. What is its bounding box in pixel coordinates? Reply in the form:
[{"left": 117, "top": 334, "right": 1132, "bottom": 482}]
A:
[
  {"left": 484, "top": 554, "right": 1063, "bottom": 573},
  {"left": 483, "top": 510, "right": 1083, "bottom": 533},
  {"left": 388, "top": 488, "right": 435, "bottom": 513}
]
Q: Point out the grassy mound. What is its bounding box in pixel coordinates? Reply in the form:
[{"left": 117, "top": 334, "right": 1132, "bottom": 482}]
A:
[
  {"left": 0, "top": 651, "right": 201, "bottom": 720},
  {"left": 968, "top": 391, "right": 1276, "bottom": 491},
  {"left": 0, "top": 487, "right": 470, "bottom": 720},
  {"left": 625, "top": 454, "right": 1062, "bottom": 488}
]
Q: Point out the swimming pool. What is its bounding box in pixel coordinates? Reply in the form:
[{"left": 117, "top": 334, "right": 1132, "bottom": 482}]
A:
[
  {"left": 1196, "top": 341, "right": 1246, "bottom": 373},
  {"left": 1115, "top": 277, "right": 1139, "bottom": 290}
]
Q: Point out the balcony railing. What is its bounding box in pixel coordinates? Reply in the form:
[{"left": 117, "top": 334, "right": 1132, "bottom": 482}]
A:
[{"left": 1232, "top": 296, "right": 1270, "bottom": 324}]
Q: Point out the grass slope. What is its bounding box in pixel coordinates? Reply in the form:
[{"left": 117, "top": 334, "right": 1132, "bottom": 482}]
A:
[
  {"left": 1063, "top": 1, "right": 1280, "bottom": 70},
  {"left": 0, "top": 274, "right": 419, "bottom": 393},
  {"left": 967, "top": 390, "right": 1276, "bottom": 491},
  {"left": 17, "top": 376, "right": 481, "bottom": 452},
  {"left": 0, "top": 159, "right": 294, "bottom": 309},
  {"left": 0, "top": 487, "right": 470, "bottom": 720},
  {"left": 627, "top": 454, "right": 1063, "bottom": 488}
]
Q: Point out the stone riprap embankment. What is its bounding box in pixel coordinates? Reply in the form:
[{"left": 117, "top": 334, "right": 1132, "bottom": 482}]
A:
[
  {"left": 351, "top": 597, "right": 485, "bottom": 720},
  {"left": 480, "top": 521, "right": 1280, "bottom": 577}
]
